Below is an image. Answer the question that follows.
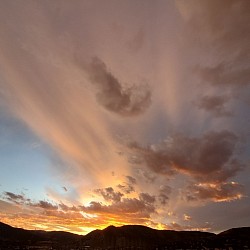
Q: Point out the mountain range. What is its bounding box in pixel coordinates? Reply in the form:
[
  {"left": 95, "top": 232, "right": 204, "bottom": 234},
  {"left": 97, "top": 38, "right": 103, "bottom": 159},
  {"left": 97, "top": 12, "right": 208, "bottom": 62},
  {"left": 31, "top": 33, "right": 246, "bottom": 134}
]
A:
[{"left": 1, "top": 221, "right": 250, "bottom": 249}]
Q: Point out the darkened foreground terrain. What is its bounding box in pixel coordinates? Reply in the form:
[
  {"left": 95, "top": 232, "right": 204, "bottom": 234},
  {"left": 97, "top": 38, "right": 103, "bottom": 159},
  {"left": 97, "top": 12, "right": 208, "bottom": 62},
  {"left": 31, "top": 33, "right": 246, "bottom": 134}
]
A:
[{"left": 0, "top": 222, "right": 250, "bottom": 250}]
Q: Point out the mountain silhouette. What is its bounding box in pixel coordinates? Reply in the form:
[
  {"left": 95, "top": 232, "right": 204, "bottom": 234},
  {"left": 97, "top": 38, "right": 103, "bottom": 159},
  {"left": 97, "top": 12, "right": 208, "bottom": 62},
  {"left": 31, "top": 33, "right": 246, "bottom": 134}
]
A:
[
  {"left": 81, "top": 224, "right": 214, "bottom": 249},
  {"left": 1, "top": 221, "right": 250, "bottom": 249}
]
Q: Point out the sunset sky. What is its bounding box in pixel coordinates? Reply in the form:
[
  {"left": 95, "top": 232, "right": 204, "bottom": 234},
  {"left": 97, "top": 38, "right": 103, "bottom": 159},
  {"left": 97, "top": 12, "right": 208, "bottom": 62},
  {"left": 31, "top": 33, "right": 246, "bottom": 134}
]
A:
[{"left": 0, "top": 0, "right": 250, "bottom": 235}]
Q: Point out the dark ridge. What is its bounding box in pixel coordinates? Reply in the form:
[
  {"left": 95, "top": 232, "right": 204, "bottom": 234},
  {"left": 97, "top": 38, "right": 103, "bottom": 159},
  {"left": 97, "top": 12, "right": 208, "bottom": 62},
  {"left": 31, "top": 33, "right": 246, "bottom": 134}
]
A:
[
  {"left": 218, "top": 226, "right": 250, "bottom": 239},
  {"left": 80, "top": 224, "right": 215, "bottom": 249},
  {"left": 0, "top": 221, "right": 81, "bottom": 249},
  {"left": 1, "top": 221, "right": 250, "bottom": 249}
]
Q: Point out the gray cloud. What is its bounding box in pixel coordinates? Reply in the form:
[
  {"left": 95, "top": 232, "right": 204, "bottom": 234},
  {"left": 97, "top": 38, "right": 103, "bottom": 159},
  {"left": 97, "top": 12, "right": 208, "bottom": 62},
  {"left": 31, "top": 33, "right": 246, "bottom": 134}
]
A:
[
  {"left": 185, "top": 182, "right": 244, "bottom": 202},
  {"left": 179, "top": 1, "right": 250, "bottom": 88},
  {"left": 32, "top": 200, "right": 58, "bottom": 211},
  {"left": 196, "top": 95, "right": 232, "bottom": 117},
  {"left": 83, "top": 197, "right": 155, "bottom": 217},
  {"left": 86, "top": 57, "right": 151, "bottom": 116},
  {"left": 158, "top": 185, "right": 171, "bottom": 205},
  {"left": 58, "top": 203, "right": 78, "bottom": 212},
  {"left": 136, "top": 169, "right": 156, "bottom": 183},
  {"left": 95, "top": 187, "right": 124, "bottom": 203},
  {"left": 3, "top": 191, "right": 59, "bottom": 211},
  {"left": 196, "top": 64, "right": 250, "bottom": 87},
  {"left": 117, "top": 184, "right": 134, "bottom": 194},
  {"left": 3, "top": 192, "right": 27, "bottom": 204},
  {"left": 126, "top": 27, "right": 145, "bottom": 53},
  {"left": 131, "top": 130, "right": 242, "bottom": 183},
  {"left": 116, "top": 176, "right": 137, "bottom": 194},
  {"left": 158, "top": 194, "right": 169, "bottom": 206},
  {"left": 126, "top": 175, "right": 137, "bottom": 185},
  {"left": 139, "top": 192, "right": 156, "bottom": 204}
]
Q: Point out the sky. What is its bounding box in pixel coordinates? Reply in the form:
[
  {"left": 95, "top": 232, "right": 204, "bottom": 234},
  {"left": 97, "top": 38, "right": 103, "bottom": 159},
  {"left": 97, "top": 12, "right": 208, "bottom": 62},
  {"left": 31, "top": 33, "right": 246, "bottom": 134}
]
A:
[{"left": 0, "top": 0, "right": 250, "bottom": 235}]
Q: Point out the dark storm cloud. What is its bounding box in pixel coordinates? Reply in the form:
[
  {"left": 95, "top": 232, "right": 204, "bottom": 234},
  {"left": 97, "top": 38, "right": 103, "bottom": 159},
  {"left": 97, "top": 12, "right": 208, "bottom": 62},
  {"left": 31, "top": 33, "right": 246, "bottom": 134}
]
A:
[
  {"left": 185, "top": 182, "right": 244, "bottom": 202},
  {"left": 196, "top": 95, "right": 232, "bottom": 117},
  {"left": 131, "top": 130, "right": 242, "bottom": 183},
  {"left": 94, "top": 187, "right": 124, "bottom": 203},
  {"left": 86, "top": 57, "right": 151, "bottom": 116}
]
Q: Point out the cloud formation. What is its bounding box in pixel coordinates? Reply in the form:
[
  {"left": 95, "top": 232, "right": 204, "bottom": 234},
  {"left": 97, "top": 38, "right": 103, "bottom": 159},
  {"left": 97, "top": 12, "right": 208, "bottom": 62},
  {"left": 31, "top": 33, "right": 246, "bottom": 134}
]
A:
[
  {"left": 158, "top": 185, "right": 171, "bottom": 205},
  {"left": 3, "top": 192, "right": 28, "bottom": 204},
  {"left": 85, "top": 57, "right": 152, "bottom": 116},
  {"left": 196, "top": 95, "right": 232, "bottom": 117},
  {"left": 130, "top": 130, "right": 242, "bottom": 182},
  {"left": 32, "top": 200, "right": 58, "bottom": 211},
  {"left": 178, "top": 0, "right": 250, "bottom": 89},
  {"left": 116, "top": 176, "right": 137, "bottom": 194},
  {"left": 95, "top": 187, "right": 124, "bottom": 203},
  {"left": 0, "top": 0, "right": 249, "bottom": 234},
  {"left": 185, "top": 182, "right": 244, "bottom": 202}
]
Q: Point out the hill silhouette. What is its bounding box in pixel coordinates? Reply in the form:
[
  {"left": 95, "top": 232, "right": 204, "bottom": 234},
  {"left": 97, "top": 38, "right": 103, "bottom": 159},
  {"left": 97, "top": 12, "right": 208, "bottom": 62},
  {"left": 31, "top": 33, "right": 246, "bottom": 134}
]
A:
[
  {"left": 1, "top": 221, "right": 250, "bottom": 249},
  {"left": 81, "top": 224, "right": 214, "bottom": 249},
  {"left": 0, "top": 221, "right": 81, "bottom": 248}
]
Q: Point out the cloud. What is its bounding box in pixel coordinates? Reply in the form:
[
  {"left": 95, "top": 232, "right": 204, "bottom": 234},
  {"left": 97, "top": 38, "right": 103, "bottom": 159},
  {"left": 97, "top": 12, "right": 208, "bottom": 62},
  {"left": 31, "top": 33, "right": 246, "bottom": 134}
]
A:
[
  {"left": 2, "top": 192, "right": 30, "bottom": 205},
  {"left": 177, "top": 0, "right": 250, "bottom": 88},
  {"left": 126, "top": 175, "right": 137, "bottom": 185},
  {"left": 136, "top": 169, "right": 156, "bottom": 183},
  {"left": 130, "top": 130, "right": 242, "bottom": 182},
  {"left": 58, "top": 203, "right": 79, "bottom": 212},
  {"left": 183, "top": 214, "right": 192, "bottom": 221},
  {"left": 196, "top": 95, "right": 232, "bottom": 117},
  {"left": 195, "top": 64, "right": 250, "bottom": 87},
  {"left": 3, "top": 192, "right": 26, "bottom": 203},
  {"left": 85, "top": 57, "right": 151, "bottom": 116},
  {"left": 185, "top": 182, "right": 244, "bottom": 202},
  {"left": 32, "top": 200, "right": 58, "bottom": 210},
  {"left": 94, "top": 187, "right": 124, "bottom": 203},
  {"left": 116, "top": 175, "right": 137, "bottom": 194},
  {"left": 126, "top": 27, "right": 145, "bottom": 53},
  {"left": 158, "top": 185, "right": 171, "bottom": 205},
  {"left": 1, "top": 188, "right": 157, "bottom": 233},
  {"left": 139, "top": 193, "right": 156, "bottom": 204},
  {"left": 117, "top": 184, "right": 135, "bottom": 194},
  {"left": 83, "top": 197, "right": 155, "bottom": 218}
]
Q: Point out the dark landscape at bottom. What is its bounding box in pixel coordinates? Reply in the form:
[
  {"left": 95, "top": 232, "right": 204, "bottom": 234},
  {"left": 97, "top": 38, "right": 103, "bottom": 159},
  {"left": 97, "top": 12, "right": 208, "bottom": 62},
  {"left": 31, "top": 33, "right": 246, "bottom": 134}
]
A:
[{"left": 0, "top": 222, "right": 250, "bottom": 250}]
